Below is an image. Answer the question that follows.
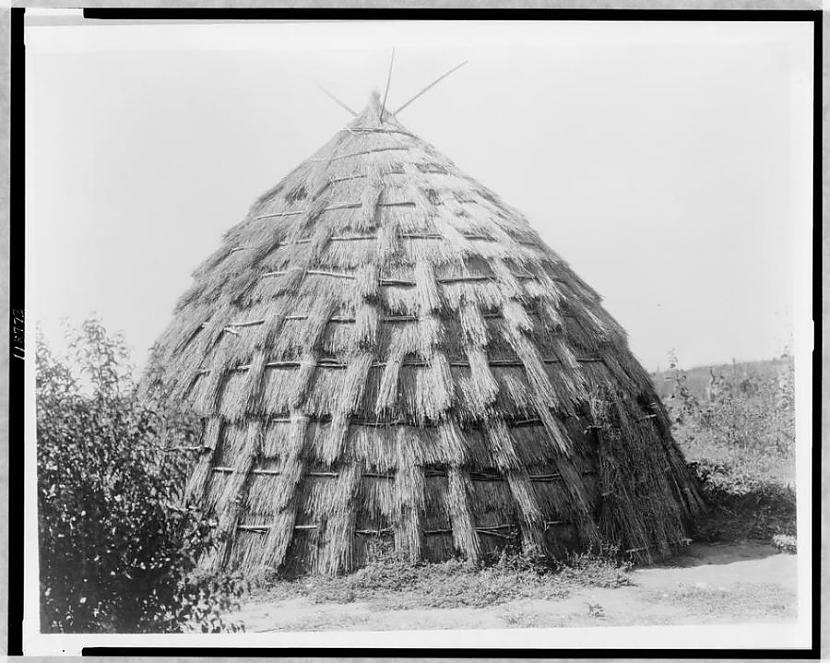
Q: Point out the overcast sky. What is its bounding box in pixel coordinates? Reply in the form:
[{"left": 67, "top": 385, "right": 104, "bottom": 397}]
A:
[{"left": 25, "top": 18, "right": 813, "bottom": 372}]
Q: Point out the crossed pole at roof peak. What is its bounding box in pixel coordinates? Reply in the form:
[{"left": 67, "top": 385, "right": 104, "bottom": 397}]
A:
[
  {"left": 317, "top": 54, "right": 469, "bottom": 121},
  {"left": 316, "top": 83, "right": 358, "bottom": 117},
  {"left": 393, "top": 59, "right": 469, "bottom": 116},
  {"left": 379, "top": 48, "right": 395, "bottom": 123}
]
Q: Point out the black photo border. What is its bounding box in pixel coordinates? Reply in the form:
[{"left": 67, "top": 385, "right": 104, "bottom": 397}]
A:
[{"left": 7, "top": 6, "right": 822, "bottom": 658}]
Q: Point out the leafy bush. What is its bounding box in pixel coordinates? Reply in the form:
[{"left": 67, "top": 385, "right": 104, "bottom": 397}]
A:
[
  {"left": 662, "top": 354, "right": 796, "bottom": 543},
  {"left": 36, "top": 319, "right": 247, "bottom": 633}
]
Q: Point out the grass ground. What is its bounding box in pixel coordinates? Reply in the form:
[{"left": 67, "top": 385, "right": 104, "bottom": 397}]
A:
[{"left": 230, "top": 357, "right": 798, "bottom": 632}]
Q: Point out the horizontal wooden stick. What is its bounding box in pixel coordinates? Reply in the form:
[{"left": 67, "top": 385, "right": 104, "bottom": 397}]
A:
[
  {"left": 237, "top": 525, "right": 269, "bottom": 533},
  {"left": 226, "top": 231, "right": 522, "bottom": 254},
  {"left": 338, "top": 127, "right": 417, "bottom": 138},
  {"left": 355, "top": 527, "right": 394, "bottom": 536},
  {"left": 195, "top": 355, "right": 605, "bottom": 375},
  {"left": 232, "top": 521, "right": 574, "bottom": 536},
  {"left": 215, "top": 312, "right": 507, "bottom": 329},
  {"left": 253, "top": 199, "right": 416, "bottom": 221},
  {"left": 476, "top": 529, "right": 513, "bottom": 540},
  {"left": 209, "top": 466, "right": 591, "bottom": 483},
  {"left": 310, "top": 146, "right": 410, "bottom": 163},
  {"left": 329, "top": 173, "right": 367, "bottom": 183},
  {"left": 256, "top": 269, "right": 540, "bottom": 286}
]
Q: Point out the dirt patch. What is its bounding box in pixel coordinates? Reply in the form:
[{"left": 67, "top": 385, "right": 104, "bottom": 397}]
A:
[{"left": 233, "top": 542, "right": 796, "bottom": 632}]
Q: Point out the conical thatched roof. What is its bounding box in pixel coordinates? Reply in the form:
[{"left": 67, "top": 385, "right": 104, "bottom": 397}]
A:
[{"left": 150, "top": 91, "right": 703, "bottom": 575}]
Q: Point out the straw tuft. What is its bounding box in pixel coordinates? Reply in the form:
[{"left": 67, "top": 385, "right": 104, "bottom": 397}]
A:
[
  {"left": 320, "top": 462, "right": 363, "bottom": 574},
  {"left": 353, "top": 302, "right": 380, "bottom": 350},
  {"left": 393, "top": 430, "right": 425, "bottom": 562},
  {"left": 415, "top": 260, "right": 441, "bottom": 313},
  {"left": 183, "top": 416, "right": 223, "bottom": 504},
  {"left": 447, "top": 466, "right": 480, "bottom": 561}
]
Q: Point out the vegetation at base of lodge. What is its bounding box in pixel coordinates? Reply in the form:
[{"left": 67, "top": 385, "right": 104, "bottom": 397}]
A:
[
  {"left": 37, "top": 318, "right": 796, "bottom": 626},
  {"left": 660, "top": 353, "right": 796, "bottom": 547},
  {"left": 36, "top": 319, "right": 247, "bottom": 633},
  {"left": 247, "top": 544, "right": 632, "bottom": 609}
]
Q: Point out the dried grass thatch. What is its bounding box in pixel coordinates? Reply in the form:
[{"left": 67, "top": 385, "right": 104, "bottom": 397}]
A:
[{"left": 148, "top": 91, "right": 703, "bottom": 575}]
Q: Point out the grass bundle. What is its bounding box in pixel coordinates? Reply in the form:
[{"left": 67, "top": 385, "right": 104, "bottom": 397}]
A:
[
  {"left": 459, "top": 299, "right": 489, "bottom": 347},
  {"left": 231, "top": 350, "right": 268, "bottom": 420},
  {"left": 345, "top": 425, "right": 394, "bottom": 473},
  {"left": 447, "top": 466, "right": 481, "bottom": 562},
  {"left": 353, "top": 302, "right": 379, "bottom": 350},
  {"left": 309, "top": 220, "right": 335, "bottom": 263},
  {"left": 482, "top": 418, "right": 521, "bottom": 473},
  {"left": 356, "top": 161, "right": 383, "bottom": 232},
  {"left": 415, "top": 260, "right": 441, "bottom": 313},
  {"left": 275, "top": 265, "right": 308, "bottom": 298},
  {"left": 464, "top": 346, "right": 499, "bottom": 413},
  {"left": 375, "top": 323, "right": 419, "bottom": 415},
  {"left": 192, "top": 346, "right": 235, "bottom": 416},
  {"left": 491, "top": 366, "right": 533, "bottom": 418},
  {"left": 323, "top": 352, "right": 374, "bottom": 464},
  {"left": 286, "top": 188, "right": 331, "bottom": 246},
  {"left": 290, "top": 352, "right": 319, "bottom": 410},
  {"left": 377, "top": 216, "right": 401, "bottom": 264},
  {"left": 354, "top": 263, "right": 380, "bottom": 302},
  {"left": 436, "top": 420, "right": 468, "bottom": 467},
  {"left": 320, "top": 462, "right": 363, "bottom": 574},
  {"left": 393, "top": 429, "right": 426, "bottom": 561},
  {"left": 500, "top": 323, "right": 571, "bottom": 454},
  {"left": 205, "top": 420, "right": 264, "bottom": 569},
  {"left": 183, "top": 416, "right": 223, "bottom": 504},
  {"left": 502, "top": 299, "right": 532, "bottom": 334},
  {"left": 260, "top": 505, "right": 300, "bottom": 570},
  {"left": 492, "top": 259, "right": 525, "bottom": 301},
  {"left": 417, "top": 354, "right": 454, "bottom": 420},
  {"left": 258, "top": 415, "right": 309, "bottom": 569}
]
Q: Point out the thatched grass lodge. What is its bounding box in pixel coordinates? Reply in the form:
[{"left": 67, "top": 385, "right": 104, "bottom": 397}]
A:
[{"left": 149, "top": 90, "right": 704, "bottom": 575}]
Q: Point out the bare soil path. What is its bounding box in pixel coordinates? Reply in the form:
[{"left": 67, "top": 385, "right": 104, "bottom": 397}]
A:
[{"left": 235, "top": 542, "right": 796, "bottom": 632}]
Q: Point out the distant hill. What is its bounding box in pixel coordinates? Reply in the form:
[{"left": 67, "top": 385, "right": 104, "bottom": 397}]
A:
[{"left": 650, "top": 357, "right": 793, "bottom": 400}]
